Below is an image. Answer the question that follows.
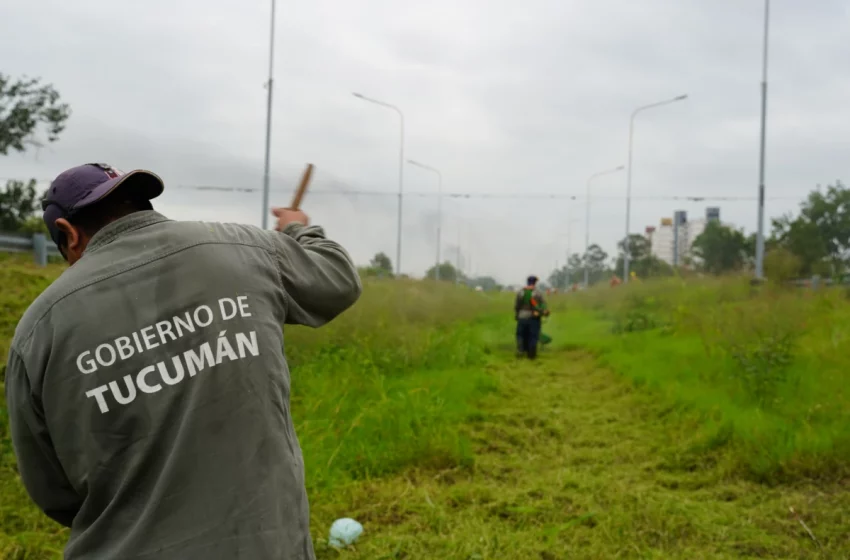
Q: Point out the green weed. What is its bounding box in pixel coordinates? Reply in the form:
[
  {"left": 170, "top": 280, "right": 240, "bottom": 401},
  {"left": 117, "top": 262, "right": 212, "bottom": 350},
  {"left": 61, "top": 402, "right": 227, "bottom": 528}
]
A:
[
  {"left": 2, "top": 254, "right": 849, "bottom": 558},
  {"left": 555, "top": 277, "right": 850, "bottom": 483},
  {"left": 0, "top": 254, "right": 507, "bottom": 557}
]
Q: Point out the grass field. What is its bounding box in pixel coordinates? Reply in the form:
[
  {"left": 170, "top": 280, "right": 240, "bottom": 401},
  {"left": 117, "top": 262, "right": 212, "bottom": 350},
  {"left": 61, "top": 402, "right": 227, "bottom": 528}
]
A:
[
  {"left": 1, "top": 254, "right": 848, "bottom": 558},
  {"left": 556, "top": 278, "right": 850, "bottom": 484}
]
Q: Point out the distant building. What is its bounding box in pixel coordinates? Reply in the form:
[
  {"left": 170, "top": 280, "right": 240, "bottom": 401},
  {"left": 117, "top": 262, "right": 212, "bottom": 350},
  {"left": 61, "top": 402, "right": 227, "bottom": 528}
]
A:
[
  {"left": 647, "top": 207, "right": 728, "bottom": 266},
  {"left": 686, "top": 207, "right": 722, "bottom": 252},
  {"left": 648, "top": 220, "right": 675, "bottom": 266},
  {"left": 673, "top": 211, "right": 688, "bottom": 266}
]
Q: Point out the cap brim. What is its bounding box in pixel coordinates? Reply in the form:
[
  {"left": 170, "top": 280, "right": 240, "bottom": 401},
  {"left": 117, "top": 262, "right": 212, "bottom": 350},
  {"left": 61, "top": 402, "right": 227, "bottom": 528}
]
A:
[{"left": 72, "top": 169, "right": 164, "bottom": 211}]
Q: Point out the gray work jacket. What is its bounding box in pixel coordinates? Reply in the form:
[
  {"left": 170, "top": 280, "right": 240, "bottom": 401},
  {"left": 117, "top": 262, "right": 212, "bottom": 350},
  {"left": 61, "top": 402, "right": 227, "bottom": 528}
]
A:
[{"left": 5, "top": 210, "right": 362, "bottom": 559}]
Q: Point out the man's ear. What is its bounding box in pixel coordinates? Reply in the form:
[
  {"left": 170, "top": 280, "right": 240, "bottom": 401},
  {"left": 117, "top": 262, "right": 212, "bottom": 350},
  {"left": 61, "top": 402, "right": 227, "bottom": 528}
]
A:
[{"left": 54, "top": 218, "right": 81, "bottom": 252}]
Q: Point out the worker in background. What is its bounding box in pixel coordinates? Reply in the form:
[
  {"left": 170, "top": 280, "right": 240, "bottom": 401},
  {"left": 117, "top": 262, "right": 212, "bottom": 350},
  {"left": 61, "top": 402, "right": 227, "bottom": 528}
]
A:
[
  {"left": 514, "top": 275, "right": 549, "bottom": 359},
  {"left": 5, "top": 163, "right": 362, "bottom": 559}
]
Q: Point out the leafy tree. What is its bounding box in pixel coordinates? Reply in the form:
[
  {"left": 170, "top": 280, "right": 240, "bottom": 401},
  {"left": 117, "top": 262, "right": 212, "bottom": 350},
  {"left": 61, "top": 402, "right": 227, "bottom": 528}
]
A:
[
  {"left": 359, "top": 252, "right": 394, "bottom": 278},
  {"left": 18, "top": 215, "right": 48, "bottom": 235},
  {"left": 763, "top": 247, "right": 803, "bottom": 282},
  {"left": 567, "top": 253, "right": 582, "bottom": 275},
  {"left": 691, "top": 221, "right": 751, "bottom": 274},
  {"left": 582, "top": 244, "right": 610, "bottom": 285},
  {"left": 620, "top": 233, "right": 651, "bottom": 261},
  {"left": 615, "top": 234, "right": 673, "bottom": 279},
  {"left": 549, "top": 244, "right": 612, "bottom": 288},
  {"left": 369, "top": 252, "right": 393, "bottom": 276},
  {"left": 798, "top": 181, "right": 850, "bottom": 268},
  {"left": 469, "top": 276, "right": 500, "bottom": 291},
  {"left": 1, "top": 73, "right": 71, "bottom": 155},
  {"left": 0, "top": 74, "right": 70, "bottom": 233},
  {"left": 637, "top": 257, "right": 674, "bottom": 278},
  {"left": 769, "top": 182, "right": 850, "bottom": 276},
  {"left": 547, "top": 266, "right": 568, "bottom": 290},
  {"left": 548, "top": 253, "right": 587, "bottom": 289},
  {"left": 771, "top": 216, "right": 830, "bottom": 276},
  {"left": 0, "top": 179, "right": 41, "bottom": 232},
  {"left": 425, "top": 261, "right": 465, "bottom": 283}
]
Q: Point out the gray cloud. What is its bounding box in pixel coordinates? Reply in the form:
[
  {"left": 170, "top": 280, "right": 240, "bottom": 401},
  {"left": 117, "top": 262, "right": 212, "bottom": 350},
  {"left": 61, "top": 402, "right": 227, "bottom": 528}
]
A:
[{"left": 2, "top": 0, "right": 848, "bottom": 282}]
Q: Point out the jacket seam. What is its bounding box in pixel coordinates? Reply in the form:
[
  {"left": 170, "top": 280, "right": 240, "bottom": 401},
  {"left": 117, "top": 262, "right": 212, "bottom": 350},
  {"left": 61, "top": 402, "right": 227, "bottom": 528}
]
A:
[
  {"left": 84, "top": 215, "right": 170, "bottom": 255},
  {"left": 6, "top": 346, "right": 28, "bottom": 389},
  {"left": 272, "top": 233, "right": 293, "bottom": 321},
  {"left": 17, "top": 239, "right": 281, "bottom": 347}
]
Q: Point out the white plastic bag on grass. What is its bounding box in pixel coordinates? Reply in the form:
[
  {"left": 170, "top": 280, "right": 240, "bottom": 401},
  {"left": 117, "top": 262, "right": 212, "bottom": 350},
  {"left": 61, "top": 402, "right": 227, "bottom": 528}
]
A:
[{"left": 329, "top": 518, "right": 363, "bottom": 548}]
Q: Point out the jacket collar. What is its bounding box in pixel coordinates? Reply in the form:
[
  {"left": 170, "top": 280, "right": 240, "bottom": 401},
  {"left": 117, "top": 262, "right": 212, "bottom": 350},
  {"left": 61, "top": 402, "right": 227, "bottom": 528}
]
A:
[{"left": 85, "top": 210, "right": 170, "bottom": 254}]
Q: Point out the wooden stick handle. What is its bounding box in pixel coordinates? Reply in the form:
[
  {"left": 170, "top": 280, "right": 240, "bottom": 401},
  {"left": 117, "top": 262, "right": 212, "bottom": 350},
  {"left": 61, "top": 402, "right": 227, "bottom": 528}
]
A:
[{"left": 290, "top": 163, "right": 314, "bottom": 210}]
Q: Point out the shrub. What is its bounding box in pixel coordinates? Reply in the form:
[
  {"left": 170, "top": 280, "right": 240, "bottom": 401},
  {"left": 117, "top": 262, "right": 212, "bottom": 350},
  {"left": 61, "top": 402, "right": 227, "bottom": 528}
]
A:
[{"left": 763, "top": 248, "right": 802, "bottom": 284}]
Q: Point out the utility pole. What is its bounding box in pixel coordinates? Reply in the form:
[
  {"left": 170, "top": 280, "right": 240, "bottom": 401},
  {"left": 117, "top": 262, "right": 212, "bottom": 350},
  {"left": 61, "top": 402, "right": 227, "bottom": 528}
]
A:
[
  {"left": 260, "top": 0, "right": 276, "bottom": 230},
  {"left": 352, "top": 93, "right": 405, "bottom": 276},
  {"left": 624, "top": 94, "right": 688, "bottom": 282},
  {"left": 585, "top": 166, "right": 624, "bottom": 288},
  {"left": 407, "top": 160, "right": 443, "bottom": 282},
  {"left": 455, "top": 224, "right": 461, "bottom": 285},
  {"left": 754, "top": 0, "right": 770, "bottom": 280},
  {"left": 566, "top": 218, "right": 579, "bottom": 289}
]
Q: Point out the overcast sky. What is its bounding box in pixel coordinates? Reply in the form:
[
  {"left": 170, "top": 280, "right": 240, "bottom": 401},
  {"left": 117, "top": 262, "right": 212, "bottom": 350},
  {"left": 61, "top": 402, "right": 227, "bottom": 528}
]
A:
[{"left": 2, "top": 0, "right": 848, "bottom": 283}]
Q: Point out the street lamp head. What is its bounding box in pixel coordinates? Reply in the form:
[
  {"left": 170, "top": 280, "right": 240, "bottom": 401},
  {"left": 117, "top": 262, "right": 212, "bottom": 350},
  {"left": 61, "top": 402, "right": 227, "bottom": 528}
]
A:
[
  {"left": 616, "top": 165, "right": 625, "bottom": 171},
  {"left": 352, "top": 92, "right": 364, "bottom": 99},
  {"left": 674, "top": 94, "right": 688, "bottom": 101}
]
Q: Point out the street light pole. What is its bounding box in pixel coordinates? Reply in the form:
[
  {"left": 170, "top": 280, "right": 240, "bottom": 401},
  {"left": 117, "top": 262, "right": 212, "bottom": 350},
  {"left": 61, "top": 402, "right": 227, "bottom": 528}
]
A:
[
  {"left": 585, "top": 165, "right": 624, "bottom": 288},
  {"left": 353, "top": 92, "right": 405, "bottom": 276},
  {"left": 407, "top": 159, "right": 443, "bottom": 281},
  {"left": 566, "top": 218, "right": 580, "bottom": 288},
  {"left": 455, "top": 223, "right": 462, "bottom": 285},
  {"left": 260, "top": 0, "right": 276, "bottom": 230},
  {"left": 755, "top": 0, "right": 771, "bottom": 280},
  {"left": 624, "top": 94, "right": 688, "bottom": 283}
]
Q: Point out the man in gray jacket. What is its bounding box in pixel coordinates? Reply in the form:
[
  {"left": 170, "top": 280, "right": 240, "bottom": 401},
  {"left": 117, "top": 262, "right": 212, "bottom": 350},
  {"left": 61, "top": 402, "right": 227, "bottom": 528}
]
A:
[{"left": 5, "top": 163, "right": 362, "bottom": 559}]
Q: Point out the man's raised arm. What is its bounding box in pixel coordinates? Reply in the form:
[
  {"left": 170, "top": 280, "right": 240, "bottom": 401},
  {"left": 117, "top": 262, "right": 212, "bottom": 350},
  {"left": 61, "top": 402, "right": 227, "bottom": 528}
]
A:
[{"left": 268, "top": 209, "right": 362, "bottom": 327}]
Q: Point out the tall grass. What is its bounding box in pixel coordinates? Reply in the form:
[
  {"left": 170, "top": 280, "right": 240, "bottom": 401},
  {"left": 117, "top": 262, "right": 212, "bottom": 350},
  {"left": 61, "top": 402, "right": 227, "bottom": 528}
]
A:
[
  {"left": 286, "top": 281, "right": 503, "bottom": 492},
  {"left": 0, "top": 254, "right": 506, "bottom": 558},
  {"left": 556, "top": 277, "right": 850, "bottom": 482},
  {"left": 5, "top": 250, "right": 848, "bottom": 557}
]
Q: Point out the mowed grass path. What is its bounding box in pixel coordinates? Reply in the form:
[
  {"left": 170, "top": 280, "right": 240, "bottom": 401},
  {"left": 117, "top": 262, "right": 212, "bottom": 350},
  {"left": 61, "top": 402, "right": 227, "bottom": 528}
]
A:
[
  {"left": 312, "top": 322, "right": 849, "bottom": 559},
  {"left": 2, "top": 256, "right": 847, "bottom": 558}
]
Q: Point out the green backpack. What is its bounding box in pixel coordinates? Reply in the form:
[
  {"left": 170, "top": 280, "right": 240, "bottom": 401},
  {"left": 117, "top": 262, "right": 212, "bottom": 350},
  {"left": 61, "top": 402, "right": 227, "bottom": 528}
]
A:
[{"left": 521, "top": 288, "right": 547, "bottom": 316}]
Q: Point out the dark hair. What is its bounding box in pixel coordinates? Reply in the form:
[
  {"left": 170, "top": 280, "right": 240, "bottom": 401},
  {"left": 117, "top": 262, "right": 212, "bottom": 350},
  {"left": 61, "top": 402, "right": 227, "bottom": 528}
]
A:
[
  {"left": 527, "top": 275, "right": 538, "bottom": 286},
  {"left": 62, "top": 196, "right": 153, "bottom": 245}
]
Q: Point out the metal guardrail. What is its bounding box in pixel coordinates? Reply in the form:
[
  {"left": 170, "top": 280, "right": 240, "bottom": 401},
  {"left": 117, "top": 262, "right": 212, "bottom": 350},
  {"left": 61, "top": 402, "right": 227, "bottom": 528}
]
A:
[
  {"left": 0, "top": 232, "right": 61, "bottom": 266},
  {"left": 785, "top": 275, "right": 849, "bottom": 288}
]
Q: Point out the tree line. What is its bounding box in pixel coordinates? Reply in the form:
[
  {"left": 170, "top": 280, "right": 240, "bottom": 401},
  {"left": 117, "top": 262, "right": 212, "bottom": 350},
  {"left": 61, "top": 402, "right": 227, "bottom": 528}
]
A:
[
  {"left": 1, "top": 72, "right": 70, "bottom": 235},
  {"left": 359, "top": 252, "right": 503, "bottom": 290},
  {"left": 545, "top": 180, "right": 850, "bottom": 287},
  {"left": 1, "top": 72, "right": 846, "bottom": 284}
]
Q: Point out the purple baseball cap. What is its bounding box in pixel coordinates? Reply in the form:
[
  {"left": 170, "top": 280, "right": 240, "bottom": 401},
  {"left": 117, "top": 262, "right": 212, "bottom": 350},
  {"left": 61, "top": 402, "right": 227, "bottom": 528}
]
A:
[{"left": 42, "top": 163, "right": 164, "bottom": 246}]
